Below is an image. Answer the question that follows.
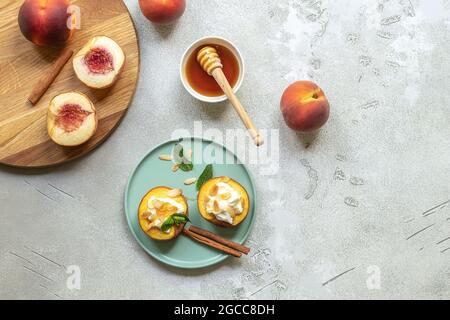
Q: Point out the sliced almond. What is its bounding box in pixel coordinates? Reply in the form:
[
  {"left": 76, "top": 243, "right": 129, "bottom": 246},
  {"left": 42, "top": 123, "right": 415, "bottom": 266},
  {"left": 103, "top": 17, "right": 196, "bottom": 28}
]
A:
[
  {"left": 213, "top": 200, "right": 220, "bottom": 212},
  {"left": 210, "top": 184, "right": 219, "bottom": 196},
  {"left": 225, "top": 206, "right": 236, "bottom": 218},
  {"left": 141, "top": 211, "right": 151, "bottom": 219},
  {"left": 159, "top": 154, "right": 173, "bottom": 161},
  {"left": 171, "top": 163, "right": 180, "bottom": 172},
  {"left": 184, "top": 178, "right": 197, "bottom": 185},
  {"left": 167, "top": 188, "right": 182, "bottom": 198},
  {"left": 221, "top": 192, "right": 231, "bottom": 200},
  {"left": 187, "top": 149, "right": 192, "bottom": 159},
  {"left": 153, "top": 199, "right": 162, "bottom": 209}
]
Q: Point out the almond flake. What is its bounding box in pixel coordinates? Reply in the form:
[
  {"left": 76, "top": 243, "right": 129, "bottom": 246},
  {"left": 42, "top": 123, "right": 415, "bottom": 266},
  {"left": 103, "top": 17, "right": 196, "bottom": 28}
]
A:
[
  {"left": 213, "top": 200, "right": 220, "bottom": 212},
  {"left": 210, "top": 184, "right": 219, "bottom": 196},
  {"left": 141, "top": 211, "right": 151, "bottom": 219},
  {"left": 171, "top": 163, "right": 180, "bottom": 172},
  {"left": 184, "top": 178, "right": 197, "bottom": 185},
  {"left": 221, "top": 192, "right": 231, "bottom": 200},
  {"left": 153, "top": 200, "right": 162, "bottom": 209},
  {"left": 159, "top": 154, "right": 173, "bottom": 161},
  {"left": 225, "top": 206, "right": 236, "bottom": 218},
  {"left": 167, "top": 188, "right": 182, "bottom": 197}
]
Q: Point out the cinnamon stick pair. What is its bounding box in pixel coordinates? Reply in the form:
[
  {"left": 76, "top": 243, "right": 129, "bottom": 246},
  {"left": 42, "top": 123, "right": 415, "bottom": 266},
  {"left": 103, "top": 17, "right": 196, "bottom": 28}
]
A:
[{"left": 183, "top": 225, "right": 250, "bottom": 258}]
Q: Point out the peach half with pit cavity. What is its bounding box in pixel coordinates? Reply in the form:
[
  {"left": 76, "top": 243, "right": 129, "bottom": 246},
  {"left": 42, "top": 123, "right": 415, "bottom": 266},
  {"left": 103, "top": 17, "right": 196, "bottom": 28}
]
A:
[
  {"left": 73, "top": 36, "right": 125, "bottom": 89},
  {"left": 47, "top": 91, "right": 97, "bottom": 147}
]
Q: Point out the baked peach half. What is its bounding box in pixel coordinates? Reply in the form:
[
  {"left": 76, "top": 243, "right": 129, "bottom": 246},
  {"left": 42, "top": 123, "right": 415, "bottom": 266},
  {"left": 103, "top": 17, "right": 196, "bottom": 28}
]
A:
[
  {"left": 138, "top": 187, "right": 189, "bottom": 241},
  {"left": 197, "top": 177, "right": 250, "bottom": 228},
  {"left": 47, "top": 92, "right": 97, "bottom": 147},
  {"left": 73, "top": 36, "right": 125, "bottom": 89}
]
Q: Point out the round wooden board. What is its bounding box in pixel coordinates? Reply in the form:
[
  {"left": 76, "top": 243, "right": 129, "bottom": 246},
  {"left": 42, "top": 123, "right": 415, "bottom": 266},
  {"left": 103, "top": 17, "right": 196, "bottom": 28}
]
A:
[{"left": 0, "top": 0, "right": 140, "bottom": 168}]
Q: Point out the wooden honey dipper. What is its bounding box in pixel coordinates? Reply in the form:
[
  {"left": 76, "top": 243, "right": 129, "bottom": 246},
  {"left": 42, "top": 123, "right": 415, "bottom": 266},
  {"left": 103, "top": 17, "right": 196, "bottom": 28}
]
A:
[{"left": 197, "top": 46, "right": 264, "bottom": 146}]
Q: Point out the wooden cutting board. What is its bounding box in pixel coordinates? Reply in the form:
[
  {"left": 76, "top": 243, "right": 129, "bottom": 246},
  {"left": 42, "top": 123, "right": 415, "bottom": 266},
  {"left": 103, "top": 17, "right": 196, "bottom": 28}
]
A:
[{"left": 0, "top": 0, "right": 140, "bottom": 168}]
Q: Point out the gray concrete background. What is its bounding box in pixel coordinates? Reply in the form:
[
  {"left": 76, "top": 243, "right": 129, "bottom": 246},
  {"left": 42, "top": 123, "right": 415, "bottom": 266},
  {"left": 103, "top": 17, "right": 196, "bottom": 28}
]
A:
[{"left": 1, "top": 0, "right": 450, "bottom": 299}]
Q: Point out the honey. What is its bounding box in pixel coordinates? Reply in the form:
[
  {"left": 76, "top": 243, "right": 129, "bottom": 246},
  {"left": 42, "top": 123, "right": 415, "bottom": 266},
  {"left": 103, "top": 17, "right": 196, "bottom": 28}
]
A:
[{"left": 185, "top": 44, "right": 240, "bottom": 97}]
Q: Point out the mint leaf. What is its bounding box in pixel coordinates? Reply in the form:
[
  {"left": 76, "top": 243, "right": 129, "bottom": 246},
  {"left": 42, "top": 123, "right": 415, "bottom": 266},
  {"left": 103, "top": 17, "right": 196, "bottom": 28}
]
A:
[
  {"left": 161, "top": 214, "right": 189, "bottom": 232},
  {"left": 196, "top": 164, "right": 213, "bottom": 191},
  {"left": 172, "top": 144, "right": 183, "bottom": 164},
  {"left": 172, "top": 214, "right": 190, "bottom": 225},
  {"left": 179, "top": 162, "right": 193, "bottom": 172},
  {"left": 172, "top": 144, "right": 193, "bottom": 171},
  {"left": 161, "top": 216, "right": 174, "bottom": 232}
]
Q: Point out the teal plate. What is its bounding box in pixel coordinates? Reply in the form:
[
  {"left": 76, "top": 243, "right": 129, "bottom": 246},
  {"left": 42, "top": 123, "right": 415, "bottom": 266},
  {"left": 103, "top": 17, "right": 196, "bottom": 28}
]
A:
[{"left": 124, "top": 137, "right": 257, "bottom": 269}]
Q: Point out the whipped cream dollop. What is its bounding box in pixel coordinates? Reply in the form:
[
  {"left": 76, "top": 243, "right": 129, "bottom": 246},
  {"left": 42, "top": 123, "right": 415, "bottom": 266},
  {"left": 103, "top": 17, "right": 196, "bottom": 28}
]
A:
[
  {"left": 146, "top": 196, "right": 184, "bottom": 233},
  {"left": 206, "top": 182, "right": 243, "bottom": 224}
]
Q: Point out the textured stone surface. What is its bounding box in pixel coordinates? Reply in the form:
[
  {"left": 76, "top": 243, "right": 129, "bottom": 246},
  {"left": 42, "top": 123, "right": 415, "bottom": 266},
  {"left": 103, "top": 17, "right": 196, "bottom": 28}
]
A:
[{"left": 1, "top": 0, "right": 450, "bottom": 299}]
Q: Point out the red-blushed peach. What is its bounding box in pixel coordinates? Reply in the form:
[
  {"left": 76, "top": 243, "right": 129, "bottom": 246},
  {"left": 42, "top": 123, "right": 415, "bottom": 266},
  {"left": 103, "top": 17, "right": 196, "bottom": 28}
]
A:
[
  {"left": 18, "top": 0, "right": 75, "bottom": 47},
  {"left": 280, "top": 81, "right": 330, "bottom": 132},
  {"left": 138, "top": 0, "right": 186, "bottom": 25}
]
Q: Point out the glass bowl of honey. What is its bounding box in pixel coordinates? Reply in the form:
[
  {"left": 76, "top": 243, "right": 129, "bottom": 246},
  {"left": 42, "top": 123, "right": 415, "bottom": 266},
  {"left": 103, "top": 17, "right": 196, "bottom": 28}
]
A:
[{"left": 180, "top": 36, "right": 245, "bottom": 103}]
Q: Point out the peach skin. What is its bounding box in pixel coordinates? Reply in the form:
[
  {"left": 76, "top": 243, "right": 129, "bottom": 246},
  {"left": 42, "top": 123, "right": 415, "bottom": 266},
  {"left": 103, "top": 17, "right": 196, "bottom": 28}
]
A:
[
  {"left": 280, "top": 81, "right": 330, "bottom": 132},
  {"left": 18, "top": 0, "right": 75, "bottom": 47},
  {"left": 139, "top": 0, "right": 186, "bottom": 25}
]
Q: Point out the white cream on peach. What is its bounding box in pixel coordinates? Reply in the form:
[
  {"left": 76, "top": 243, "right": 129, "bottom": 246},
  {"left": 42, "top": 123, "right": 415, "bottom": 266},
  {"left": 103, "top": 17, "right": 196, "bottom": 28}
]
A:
[
  {"left": 205, "top": 182, "right": 243, "bottom": 224},
  {"left": 146, "top": 196, "right": 184, "bottom": 233}
]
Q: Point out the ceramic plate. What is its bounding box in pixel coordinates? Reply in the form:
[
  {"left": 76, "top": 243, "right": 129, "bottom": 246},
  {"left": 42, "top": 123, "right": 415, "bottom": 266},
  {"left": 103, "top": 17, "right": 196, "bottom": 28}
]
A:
[{"left": 124, "top": 137, "right": 257, "bottom": 269}]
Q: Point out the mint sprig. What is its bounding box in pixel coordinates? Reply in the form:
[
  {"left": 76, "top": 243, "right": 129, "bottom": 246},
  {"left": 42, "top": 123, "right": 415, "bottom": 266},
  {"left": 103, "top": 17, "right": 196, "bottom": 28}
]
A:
[
  {"left": 161, "top": 214, "right": 190, "bottom": 232},
  {"left": 179, "top": 162, "right": 194, "bottom": 172},
  {"left": 172, "top": 144, "right": 193, "bottom": 172}
]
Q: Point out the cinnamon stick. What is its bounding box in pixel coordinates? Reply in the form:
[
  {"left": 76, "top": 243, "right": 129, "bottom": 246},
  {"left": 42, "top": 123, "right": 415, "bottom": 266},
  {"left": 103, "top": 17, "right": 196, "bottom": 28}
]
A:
[
  {"left": 28, "top": 49, "right": 74, "bottom": 105},
  {"left": 182, "top": 229, "right": 242, "bottom": 258},
  {"left": 189, "top": 225, "right": 250, "bottom": 255}
]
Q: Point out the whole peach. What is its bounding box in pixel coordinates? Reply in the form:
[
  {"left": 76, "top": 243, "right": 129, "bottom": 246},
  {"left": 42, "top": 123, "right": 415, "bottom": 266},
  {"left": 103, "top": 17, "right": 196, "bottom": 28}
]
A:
[
  {"left": 18, "top": 0, "right": 75, "bottom": 47},
  {"left": 280, "top": 81, "right": 330, "bottom": 132},
  {"left": 139, "top": 0, "right": 186, "bottom": 25}
]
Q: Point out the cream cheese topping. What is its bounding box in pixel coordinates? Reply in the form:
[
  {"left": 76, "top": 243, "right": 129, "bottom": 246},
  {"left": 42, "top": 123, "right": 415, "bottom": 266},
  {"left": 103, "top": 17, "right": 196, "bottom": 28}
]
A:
[
  {"left": 146, "top": 196, "right": 184, "bottom": 233},
  {"left": 205, "top": 182, "right": 243, "bottom": 224}
]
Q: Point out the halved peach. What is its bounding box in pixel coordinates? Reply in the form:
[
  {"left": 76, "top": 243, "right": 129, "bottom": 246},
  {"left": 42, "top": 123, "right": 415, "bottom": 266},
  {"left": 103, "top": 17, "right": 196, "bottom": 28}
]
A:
[
  {"left": 73, "top": 36, "right": 125, "bottom": 89},
  {"left": 197, "top": 177, "right": 250, "bottom": 228},
  {"left": 138, "top": 187, "right": 189, "bottom": 241},
  {"left": 47, "top": 92, "right": 97, "bottom": 147}
]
